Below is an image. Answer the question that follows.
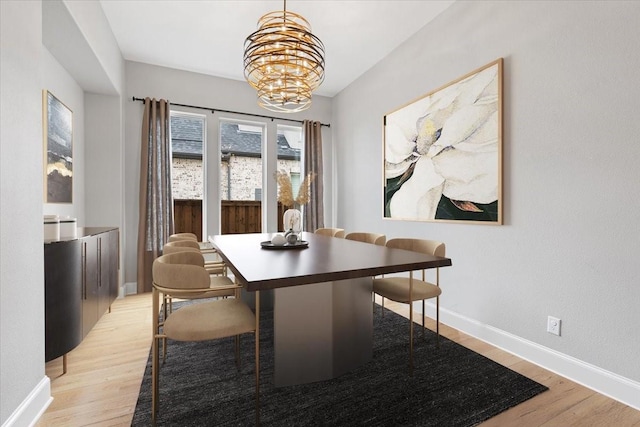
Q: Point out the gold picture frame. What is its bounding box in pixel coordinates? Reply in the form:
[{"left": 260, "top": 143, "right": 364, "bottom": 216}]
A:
[
  {"left": 383, "top": 58, "right": 503, "bottom": 224},
  {"left": 43, "top": 90, "right": 73, "bottom": 203}
]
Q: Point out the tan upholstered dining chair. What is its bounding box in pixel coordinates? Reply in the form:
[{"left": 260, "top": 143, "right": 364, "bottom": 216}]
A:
[
  {"left": 345, "top": 232, "right": 387, "bottom": 308},
  {"left": 344, "top": 232, "right": 386, "bottom": 246},
  {"left": 151, "top": 252, "right": 260, "bottom": 424},
  {"left": 164, "top": 239, "right": 227, "bottom": 276},
  {"left": 168, "top": 232, "right": 198, "bottom": 241},
  {"left": 372, "top": 238, "right": 445, "bottom": 374},
  {"left": 314, "top": 227, "right": 345, "bottom": 238},
  {"left": 156, "top": 248, "right": 236, "bottom": 361},
  {"left": 169, "top": 231, "right": 222, "bottom": 260},
  {"left": 159, "top": 246, "right": 234, "bottom": 298}
]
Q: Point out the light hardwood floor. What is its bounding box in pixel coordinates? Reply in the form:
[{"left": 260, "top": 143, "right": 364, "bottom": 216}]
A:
[{"left": 38, "top": 293, "right": 640, "bottom": 426}]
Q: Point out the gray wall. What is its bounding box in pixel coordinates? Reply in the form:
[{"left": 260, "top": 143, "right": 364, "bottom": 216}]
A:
[
  {"left": 0, "top": 2, "right": 50, "bottom": 424},
  {"left": 42, "top": 47, "right": 86, "bottom": 222},
  {"left": 123, "top": 61, "right": 333, "bottom": 286},
  {"left": 332, "top": 0, "right": 640, "bottom": 406},
  {"left": 1, "top": 1, "right": 124, "bottom": 424},
  {"left": 85, "top": 93, "right": 123, "bottom": 229}
]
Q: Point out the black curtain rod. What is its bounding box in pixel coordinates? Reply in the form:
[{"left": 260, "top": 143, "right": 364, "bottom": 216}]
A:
[{"left": 132, "top": 96, "right": 330, "bottom": 128}]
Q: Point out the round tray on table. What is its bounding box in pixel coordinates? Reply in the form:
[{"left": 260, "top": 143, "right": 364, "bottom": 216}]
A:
[{"left": 260, "top": 240, "right": 309, "bottom": 250}]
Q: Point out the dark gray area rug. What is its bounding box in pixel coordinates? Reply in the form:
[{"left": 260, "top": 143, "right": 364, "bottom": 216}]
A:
[{"left": 132, "top": 303, "right": 547, "bottom": 426}]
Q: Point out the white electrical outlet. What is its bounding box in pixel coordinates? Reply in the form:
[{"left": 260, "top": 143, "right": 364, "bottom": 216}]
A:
[{"left": 547, "top": 316, "right": 561, "bottom": 336}]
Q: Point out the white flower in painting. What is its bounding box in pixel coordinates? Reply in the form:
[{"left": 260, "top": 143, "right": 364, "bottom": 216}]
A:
[
  {"left": 384, "top": 118, "right": 419, "bottom": 179},
  {"left": 389, "top": 156, "right": 444, "bottom": 219},
  {"left": 431, "top": 104, "right": 498, "bottom": 204},
  {"left": 385, "top": 64, "right": 500, "bottom": 220}
]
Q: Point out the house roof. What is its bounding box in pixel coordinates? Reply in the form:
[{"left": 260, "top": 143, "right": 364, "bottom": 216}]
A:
[
  {"left": 171, "top": 116, "right": 299, "bottom": 160},
  {"left": 171, "top": 115, "right": 203, "bottom": 159}
]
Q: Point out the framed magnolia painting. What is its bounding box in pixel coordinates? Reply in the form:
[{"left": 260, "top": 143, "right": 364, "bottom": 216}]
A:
[
  {"left": 43, "top": 90, "right": 73, "bottom": 203},
  {"left": 383, "top": 58, "right": 503, "bottom": 224}
]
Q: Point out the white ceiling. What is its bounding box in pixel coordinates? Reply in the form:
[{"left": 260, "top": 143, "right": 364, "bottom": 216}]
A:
[{"left": 100, "top": 0, "right": 455, "bottom": 97}]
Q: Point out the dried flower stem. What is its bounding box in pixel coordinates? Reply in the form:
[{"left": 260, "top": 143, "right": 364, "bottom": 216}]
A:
[
  {"left": 275, "top": 170, "right": 315, "bottom": 208},
  {"left": 295, "top": 172, "right": 315, "bottom": 206},
  {"left": 275, "top": 170, "right": 295, "bottom": 207}
]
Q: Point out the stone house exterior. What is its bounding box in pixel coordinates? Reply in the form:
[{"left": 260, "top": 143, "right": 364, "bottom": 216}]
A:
[
  {"left": 170, "top": 114, "right": 205, "bottom": 200},
  {"left": 170, "top": 115, "right": 301, "bottom": 201}
]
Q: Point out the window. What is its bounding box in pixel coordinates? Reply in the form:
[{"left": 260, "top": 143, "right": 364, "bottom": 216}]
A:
[
  {"left": 170, "top": 111, "right": 206, "bottom": 238},
  {"left": 170, "top": 112, "right": 204, "bottom": 200},
  {"left": 219, "top": 120, "right": 302, "bottom": 233},
  {"left": 277, "top": 124, "right": 302, "bottom": 200},
  {"left": 219, "top": 121, "right": 263, "bottom": 202}
]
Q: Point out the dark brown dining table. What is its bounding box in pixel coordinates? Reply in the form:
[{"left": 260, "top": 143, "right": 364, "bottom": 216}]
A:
[{"left": 209, "top": 232, "right": 452, "bottom": 387}]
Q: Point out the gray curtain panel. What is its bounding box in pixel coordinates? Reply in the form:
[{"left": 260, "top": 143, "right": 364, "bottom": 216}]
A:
[
  {"left": 303, "top": 120, "right": 324, "bottom": 231},
  {"left": 137, "top": 98, "right": 174, "bottom": 293}
]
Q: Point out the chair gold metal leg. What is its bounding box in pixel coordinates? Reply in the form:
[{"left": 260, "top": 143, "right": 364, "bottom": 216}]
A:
[
  {"left": 160, "top": 293, "right": 168, "bottom": 363},
  {"left": 162, "top": 296, "right": 167, "bottom": 363},
  {"left": 422, "top": 299, "right": 426, "bottom": 340},
  {"left": 409, "top": 271, "right": 414, "bottom": 376},
  {"left": 62, "top": 354, "right": 67, "bottom": 375},
  {"left": 436, "top": 267, "right": 440, "bottom": 348},
  {"left": 421, "top": 269, "right": 426, "bottom": 340},
  {"left": 436, "top": 295, "right": 440, "bottom": 348},
  {"left": 255, "top": 290, "right": 261, "bottom": 426}
]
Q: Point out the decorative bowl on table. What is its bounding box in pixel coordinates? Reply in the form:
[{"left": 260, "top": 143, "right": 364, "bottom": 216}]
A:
[{"left": 260, "top": 234, "right": 309, "bottom": 250}]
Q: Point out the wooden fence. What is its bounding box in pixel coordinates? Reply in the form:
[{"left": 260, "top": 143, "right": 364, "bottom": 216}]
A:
[
  {"left": 174, "top": 199, "right": 203, "bottom": 240},
  {"left": 174, "top": 199, "right": 286, "bottom": 239}
]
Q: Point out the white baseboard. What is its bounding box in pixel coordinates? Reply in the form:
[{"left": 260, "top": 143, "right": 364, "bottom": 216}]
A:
[
  {"left": 1, "top": 376, "right": 52, "bottom": 427},
  {"left": 416, "top": 302, "right": 640, "bottom": 411}
]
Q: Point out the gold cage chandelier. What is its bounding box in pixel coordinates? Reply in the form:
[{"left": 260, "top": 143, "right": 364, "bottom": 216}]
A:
[{"left": 243, "top": 0, "right": 325, "bottom": 113}]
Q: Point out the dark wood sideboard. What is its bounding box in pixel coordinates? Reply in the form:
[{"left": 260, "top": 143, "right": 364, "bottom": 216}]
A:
[{"left": 44, "top": 227, "right": 119, "bottom": 369}]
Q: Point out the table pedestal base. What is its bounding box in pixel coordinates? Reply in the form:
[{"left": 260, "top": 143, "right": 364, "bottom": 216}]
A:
[{"left": 274, "top": 277, "right": 373, "bottom": 387}]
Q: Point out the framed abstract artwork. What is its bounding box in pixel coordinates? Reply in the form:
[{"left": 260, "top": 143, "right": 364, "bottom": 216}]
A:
[
  {"left": 383, "top": 58, "right": 503, "bottom": 224},
  {"left": 43, "top": 90, "right": 73, "bottom": 203}
]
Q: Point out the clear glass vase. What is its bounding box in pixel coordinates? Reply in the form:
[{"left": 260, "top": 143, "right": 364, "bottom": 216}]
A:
[{"left": 283, "top": 208, "right": 302, "bottom": 241}]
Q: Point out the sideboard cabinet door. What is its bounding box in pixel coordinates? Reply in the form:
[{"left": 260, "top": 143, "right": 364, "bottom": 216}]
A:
[
  {"left": 82, "top": 236, "right": 99, "bottom": 338},
  {"left": 98, "top": 230, "right": 119, "bottom": 316},
  {"left": 107, "top": 229, "right": 120, "bottom": 307},
  {"left": 44, "top": 240, "right": 83, "bottom": 362}
]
